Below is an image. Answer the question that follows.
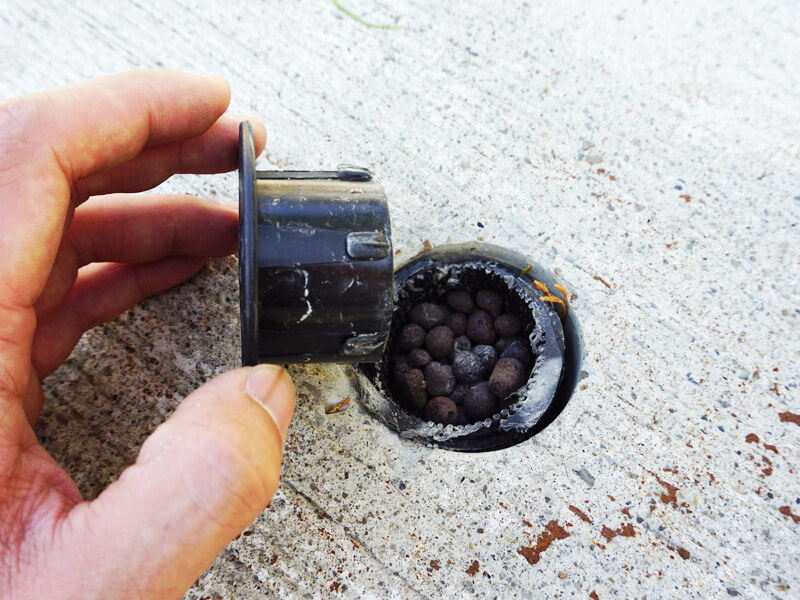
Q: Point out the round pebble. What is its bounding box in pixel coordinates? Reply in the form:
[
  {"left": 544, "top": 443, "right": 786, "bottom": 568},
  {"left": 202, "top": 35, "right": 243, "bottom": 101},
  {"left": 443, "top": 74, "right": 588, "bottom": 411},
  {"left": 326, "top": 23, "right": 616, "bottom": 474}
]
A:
[
  {"left": 450, "top": 383, "right": 471, "bottom": 405},
  {"left": 454, "top": 334, "right": 472, "bottom": 352},
  {"left": 408, "top": 302, "right": 448, "bottom": 329},
  {"left": 398, "top": 323, "right": 426, "bottom": 350},
  {"left": 449, "top": 334, "right": 472, "bottom": 361},
  {"left": 452, "top": 351, "right": 484, "bottom": 384},
  {"left": 398, "top": 368, "right": 427, "bottom": 411},
  {"left": 424, "top": 361, "right": 456, "bottom": 397},
  {"left": 501, "top": 340, "right": 532, "bottom": 369},
  {"left": 494, "top": 337, "right": 522, "bottom": 355},
  {"left": 472, "top": 344, "right": 498, "bottom": 376},
  {"left": 446, "top": 312, "right": 467, "bottom": 336},
  {"left": 393, "top": 282, "right": 532, "bottom": 426},
  {"left": 476, "top": 289, "right": 503, "bottom": 317},
  {"left": 446, "top": 290, "right": 475, "bottom": 314},
  {"left": 424, "top": 396, "right": 459, "bottom": 425},
  {"left": 489, "top": 358, "right": 526, "bottom": 399},
  {"left": 494, "top": 313, "right": 522, "bottom": 338},
  {"left": 466, "top": 310, "right": 496, "bottom": 345},
  {"left": 393, "top": 354, "right": 411, "bottom": 378},
  {"left": 407, "top": 348, "right": 432, "bottom": 368},
  {"left": 464, "top": 382, "right": 497, "bottom": 420},
  {"left": 425, "top": 325, "right": 455, "bottom": 360}
]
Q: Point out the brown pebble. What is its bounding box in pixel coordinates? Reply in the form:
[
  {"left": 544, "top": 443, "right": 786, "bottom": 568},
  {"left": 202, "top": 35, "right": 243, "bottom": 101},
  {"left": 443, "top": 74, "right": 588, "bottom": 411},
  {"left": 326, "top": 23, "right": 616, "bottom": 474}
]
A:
[
  {"left": 501, "top": 340, "right": 532, "bottom": 369},
  {"left": 464, "top": 382, "right": 497, "bottom": 420},
  {"left": 467, "top": 310, "right": 496, "bottom": 345},
  {"left": 451, "top": 383, "right": 471, "bottom": 405},
  {"left": 456, "top": 407, "right": 472, "bottom": 425},
  {"left": 424, "top": 361, "right": 456, "bottom": 397},
  {"left": 409, "top": 302, "right": 448, "bottom": 329},
  {"left": 407, "top": 348, "right": 432, "bottom": 368},
  {"left": 489, "top": 357, "right": 526, "bottom": 399},
  {"left": 424, "top": 396, "right": 459, "bottom": 425},
  {"left": 398, "top": 323, "right": 426, "bottom": 350},
  {"left": 446, "top": 290, "right": 475, "bottom": 314},
  {"left": 393, "top": 354, "right": 411, "bottom": 378},
  {"left": 494, "top": 337, "right": 523, "bottom": 355},
  {"left": 425, "top": 325, "right": 455, "bottom": 360},
  {"left": 448, "top": 334, "right": 472, "bottom": 361},
  {"left": 494, "top": 313, "right": 522, "bottom": 338},
  {"left": 398, "top": 368, "right": 427, "bottom": 411},
  {"left": 472, "top": 344, "right": 498, "bottom": 376},
  {"left": 452, "top": 351, "right": 484, "bottom": 384},
  {"left": 476, "top": 289, "right": 504, "bottom": 317},
  {"left": 446, "top": 312, "right": 467, "bottom": 336}
]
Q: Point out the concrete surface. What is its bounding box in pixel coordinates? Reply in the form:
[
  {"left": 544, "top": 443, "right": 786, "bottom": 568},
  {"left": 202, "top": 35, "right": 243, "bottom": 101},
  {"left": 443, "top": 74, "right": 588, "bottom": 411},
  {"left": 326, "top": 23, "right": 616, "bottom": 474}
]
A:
[{"left": 2, "top": 0, "right": 799, "bottom": 598}]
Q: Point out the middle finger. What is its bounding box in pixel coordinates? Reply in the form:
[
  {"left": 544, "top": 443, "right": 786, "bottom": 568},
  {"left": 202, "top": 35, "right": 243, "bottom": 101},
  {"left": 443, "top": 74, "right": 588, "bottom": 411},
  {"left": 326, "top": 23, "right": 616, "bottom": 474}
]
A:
[{"left": 35, "top": 194, "right": 239, "bottom": 317}]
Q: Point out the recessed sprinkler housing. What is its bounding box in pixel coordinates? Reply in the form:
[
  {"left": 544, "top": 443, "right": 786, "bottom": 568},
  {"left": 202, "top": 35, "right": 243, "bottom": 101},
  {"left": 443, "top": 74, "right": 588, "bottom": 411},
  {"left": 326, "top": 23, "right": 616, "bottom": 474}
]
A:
[{"left": 354, "top": 244, "right": 581, "bottom": 452}]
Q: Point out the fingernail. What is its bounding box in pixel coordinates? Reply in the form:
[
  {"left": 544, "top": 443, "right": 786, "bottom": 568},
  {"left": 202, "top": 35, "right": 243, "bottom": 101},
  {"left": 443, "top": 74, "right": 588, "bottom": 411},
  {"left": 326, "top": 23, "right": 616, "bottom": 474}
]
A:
[
  {"left": 208, "top": 75, "right": 230, "bottom": 88},
  {"left": 246, "top": 365, "right": 295, "bottom": 441},
  {"left": 232, "top": 115, "right": 265, "bottom": 129},
  {"left": 221, "top": 199, "right": 239, "bottom": 213}
]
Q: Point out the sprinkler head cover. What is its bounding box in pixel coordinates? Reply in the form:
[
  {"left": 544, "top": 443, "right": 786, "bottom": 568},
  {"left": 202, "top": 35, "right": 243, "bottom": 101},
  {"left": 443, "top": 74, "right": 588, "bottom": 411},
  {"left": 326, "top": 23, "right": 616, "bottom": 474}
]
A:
[{"left": 238, "top": 122, "right": 393, "bottom": 365}]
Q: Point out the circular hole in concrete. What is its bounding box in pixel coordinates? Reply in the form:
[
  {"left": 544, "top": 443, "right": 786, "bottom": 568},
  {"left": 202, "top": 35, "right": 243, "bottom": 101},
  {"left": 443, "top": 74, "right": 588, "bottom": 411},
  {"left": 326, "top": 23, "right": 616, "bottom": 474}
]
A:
[{"left": 355, "top": 243, "right": 583, "bottom": 452}]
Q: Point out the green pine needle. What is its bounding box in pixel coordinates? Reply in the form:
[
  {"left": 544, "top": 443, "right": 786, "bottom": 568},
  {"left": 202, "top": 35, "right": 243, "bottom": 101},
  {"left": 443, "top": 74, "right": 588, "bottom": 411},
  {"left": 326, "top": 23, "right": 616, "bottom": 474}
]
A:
[{"left": 332, "top": 0, "right": 401, "bottom": 30}]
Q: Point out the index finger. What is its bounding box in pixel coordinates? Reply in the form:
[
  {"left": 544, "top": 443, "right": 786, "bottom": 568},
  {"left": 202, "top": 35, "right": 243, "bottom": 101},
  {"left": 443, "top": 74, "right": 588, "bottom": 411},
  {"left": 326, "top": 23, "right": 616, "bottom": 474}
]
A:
[
  {"left": 0, "top": 70, "right": 232, "bottom": 309},
  {"left": 4, "top": 69, "right": 232, "bottom": 182}
]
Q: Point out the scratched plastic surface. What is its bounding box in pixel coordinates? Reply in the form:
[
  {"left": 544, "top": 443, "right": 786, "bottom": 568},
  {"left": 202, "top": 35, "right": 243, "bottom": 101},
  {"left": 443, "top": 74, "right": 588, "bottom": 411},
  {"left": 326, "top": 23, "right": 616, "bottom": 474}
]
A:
[{"left": 239, "top": 123, "right": 394, "bottom": 365}]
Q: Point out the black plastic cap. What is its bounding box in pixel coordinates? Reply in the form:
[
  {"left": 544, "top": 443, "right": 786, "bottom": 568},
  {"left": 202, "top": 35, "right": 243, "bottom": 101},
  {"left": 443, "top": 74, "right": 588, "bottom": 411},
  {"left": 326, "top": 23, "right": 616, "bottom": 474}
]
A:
[{"left": 238, "top": 123, "right": 393, "bottom": 365}]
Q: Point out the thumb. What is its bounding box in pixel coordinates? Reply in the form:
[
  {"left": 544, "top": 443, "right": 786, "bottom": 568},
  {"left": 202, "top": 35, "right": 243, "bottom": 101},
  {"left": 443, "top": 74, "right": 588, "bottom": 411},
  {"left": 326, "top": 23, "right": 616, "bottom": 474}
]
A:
[{"left": 54, "top": 365, "right": 295, "bottom": 600}]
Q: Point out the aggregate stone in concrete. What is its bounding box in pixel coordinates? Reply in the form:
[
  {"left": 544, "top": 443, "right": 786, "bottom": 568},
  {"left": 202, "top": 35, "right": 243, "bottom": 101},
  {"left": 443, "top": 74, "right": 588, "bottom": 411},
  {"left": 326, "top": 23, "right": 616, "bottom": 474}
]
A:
[{"left": 3, "top": 0, "right": 799, "bottom": 598}]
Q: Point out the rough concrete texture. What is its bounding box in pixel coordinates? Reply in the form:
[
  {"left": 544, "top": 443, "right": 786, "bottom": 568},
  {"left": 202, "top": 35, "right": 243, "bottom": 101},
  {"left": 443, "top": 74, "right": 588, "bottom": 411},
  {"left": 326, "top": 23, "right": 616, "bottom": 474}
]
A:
[{"left": 3, "top": 0, "right": 799, "bottom": 598}]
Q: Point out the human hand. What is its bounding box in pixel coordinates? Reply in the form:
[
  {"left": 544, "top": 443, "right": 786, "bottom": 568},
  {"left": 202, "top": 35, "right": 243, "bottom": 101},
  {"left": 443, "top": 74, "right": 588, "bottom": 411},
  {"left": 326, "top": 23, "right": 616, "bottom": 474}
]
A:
[{"left": 0, "top": 71, "right": 295, "bottom": 599}]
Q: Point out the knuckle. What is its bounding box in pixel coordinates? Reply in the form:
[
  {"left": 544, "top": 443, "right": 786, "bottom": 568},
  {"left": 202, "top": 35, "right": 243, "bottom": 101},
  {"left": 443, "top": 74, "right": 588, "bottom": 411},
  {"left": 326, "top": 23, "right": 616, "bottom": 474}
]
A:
[
  {"left": 0, "top": 95, "right": 49, "bottom": 177},
  {"left": 0, "top": 96, "right": 38, "bottom": 147}
]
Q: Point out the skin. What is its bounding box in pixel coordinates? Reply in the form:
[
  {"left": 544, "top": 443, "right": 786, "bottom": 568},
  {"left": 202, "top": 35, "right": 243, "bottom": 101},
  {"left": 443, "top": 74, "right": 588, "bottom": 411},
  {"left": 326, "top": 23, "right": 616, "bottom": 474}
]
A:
[{"left": 0, "top": 70, "right": 296, "bottom": 599}]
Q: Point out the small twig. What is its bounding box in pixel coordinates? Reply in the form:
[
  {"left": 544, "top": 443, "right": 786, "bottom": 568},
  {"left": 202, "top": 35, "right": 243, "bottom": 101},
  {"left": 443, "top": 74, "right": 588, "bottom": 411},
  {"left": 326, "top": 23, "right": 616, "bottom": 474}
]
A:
[
  {"left": 554, "top": 284, "right": 569, "bottom": 315},
  {"left": 521, "top": 264, "right": 531, "bottom": 276},
  {"left": 540, "top": 294, "right": 566, "bottom": 315},
  {"left": 326, "top": 397, "right": 352, "bottom": 414},
  {"left": 534, "top": 280, "right": 568, "bottom": 317},
  {"left": 332, "top": 0, "right": 401, "bottom": 30}
]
